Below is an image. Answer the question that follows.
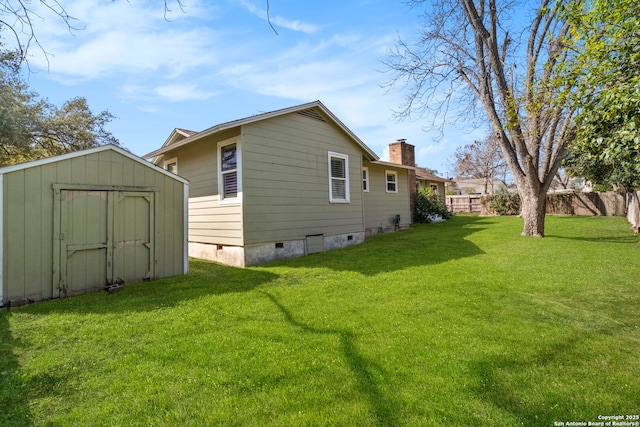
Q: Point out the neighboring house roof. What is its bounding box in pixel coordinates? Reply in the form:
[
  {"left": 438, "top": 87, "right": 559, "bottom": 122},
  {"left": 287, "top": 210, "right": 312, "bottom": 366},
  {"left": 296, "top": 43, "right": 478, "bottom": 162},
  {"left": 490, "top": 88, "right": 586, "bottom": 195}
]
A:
[
  {"left": 144, "top": 100, "right": 380, "bottom": 162},
  {"left": 415, "top": 168, "right": 451, "bottom": 183},
  {"left": 0, "top": 144, "right": 188, "bottom": 184}
]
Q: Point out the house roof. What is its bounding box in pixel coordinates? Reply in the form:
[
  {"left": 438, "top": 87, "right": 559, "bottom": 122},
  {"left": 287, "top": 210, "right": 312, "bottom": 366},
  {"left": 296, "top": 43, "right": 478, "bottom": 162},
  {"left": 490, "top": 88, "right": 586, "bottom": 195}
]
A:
[
  {"left": 415, "top": 168, "right": 451, "bottom": 183},
  {"left": 370, "top": 159, "right": 417, "bottom": 171},
  {"left": 143, "top": 100, "right": 380, "bottom": 162},
  {"left": 175, "top": 128, "right": 198, "bottom": 137},
  {"left": 158, "top": 128, "right": 198, "bottom": 150},
  {"left": 0, "top": 144, "right": 189, "bottom": 184}
]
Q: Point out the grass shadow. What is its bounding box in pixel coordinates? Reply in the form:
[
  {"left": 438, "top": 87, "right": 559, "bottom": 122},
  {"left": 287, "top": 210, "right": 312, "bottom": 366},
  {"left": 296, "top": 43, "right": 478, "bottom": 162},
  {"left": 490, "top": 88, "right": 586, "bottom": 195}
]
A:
[
  {"left": 265, "top": 215, "right": 489, "bottom": 275},
  {"left": 15, "top": 216, "right": 488, "bottom": 312},
  {"left": 545, "top": 216, "right": 640, "bottom": 244},
  {"left": 546, "top": 234, "right": 639, "bottom": 244},
  {"left": 260, "top": 291, "right": 398, "bottom": 425},
  {"left": 21, "top": 258, "right": 279, "bottom": 315},
  {"left": 0, "top": 311, "right": 32, "bottom": 426}
]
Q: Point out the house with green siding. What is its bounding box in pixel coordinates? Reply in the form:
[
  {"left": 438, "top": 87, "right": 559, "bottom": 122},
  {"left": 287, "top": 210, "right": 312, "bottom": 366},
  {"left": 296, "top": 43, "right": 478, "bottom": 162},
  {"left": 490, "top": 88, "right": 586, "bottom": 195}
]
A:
[{"left": 144, "top": 101, "right": 413, "bottom": 267}]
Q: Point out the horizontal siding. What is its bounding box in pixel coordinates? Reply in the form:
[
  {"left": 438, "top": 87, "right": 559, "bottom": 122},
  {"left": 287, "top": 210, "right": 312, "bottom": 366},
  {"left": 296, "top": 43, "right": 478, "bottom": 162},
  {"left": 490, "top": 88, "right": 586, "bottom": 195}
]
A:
[
  {"left": 161, "top": 139, "right": 218, "bottom": 198},
  {"left": 363, "top": 162, "right": 411, "bottom": 230},
  {"left": 242, "top": 112, "right": 365, "bottom": 244},
  {"left": 161, "top": 134, "right": 244, "bottom": 247},
  {"left": 187, "top": 195, "right": 243, "bottom": 245}
]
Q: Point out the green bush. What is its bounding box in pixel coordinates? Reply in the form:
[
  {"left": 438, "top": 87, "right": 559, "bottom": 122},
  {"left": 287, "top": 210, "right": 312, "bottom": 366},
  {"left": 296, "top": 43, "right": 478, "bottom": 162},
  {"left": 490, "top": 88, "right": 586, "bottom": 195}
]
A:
[
  {"left": 414, "top": 188, "right": 453, "bottom": 223},
  {"left": 487, "top": 189, "right": 521, "bottom": 215}
]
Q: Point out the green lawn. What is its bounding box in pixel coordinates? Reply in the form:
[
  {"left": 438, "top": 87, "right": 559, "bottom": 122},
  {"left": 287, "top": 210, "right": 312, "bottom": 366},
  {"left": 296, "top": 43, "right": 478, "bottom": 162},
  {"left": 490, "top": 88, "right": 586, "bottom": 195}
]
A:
[{"left": 2, "top": 215, "right": 639, "bottom": 426}]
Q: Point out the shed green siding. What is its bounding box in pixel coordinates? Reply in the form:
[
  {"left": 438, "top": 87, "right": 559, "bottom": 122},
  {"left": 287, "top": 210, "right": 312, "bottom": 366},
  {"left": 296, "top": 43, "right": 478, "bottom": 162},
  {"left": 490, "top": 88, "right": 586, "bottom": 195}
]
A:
[
  {"left": 1, "top": 147, "right": 187, "bottom": 305},
  {"left": 241, "top": 112, "right": 365, "bottom": 244},
  {"left": 363, "top": 161, "right": 411, "bottom": 232}
]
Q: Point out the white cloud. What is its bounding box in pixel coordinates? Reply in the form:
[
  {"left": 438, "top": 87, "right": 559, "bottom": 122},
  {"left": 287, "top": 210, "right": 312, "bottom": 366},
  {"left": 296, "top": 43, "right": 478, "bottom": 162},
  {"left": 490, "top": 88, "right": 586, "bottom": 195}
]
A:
[
  {"left": 269, "top": 16, "right": 320, "bottom": 34},
  {"left": 26, "top": 0, "right": 220, "bottom": 81},
  {"left": 236, "top": 0, "right": 320, "bottom": 34},
  {"left": 49, "top": 28, "right": 218, "bottom": 79},
  {"left": 121, "top": 83, "right": 218, "bottom": 102},
  {"left": 154, "top": 84, "right": 218, "bottom": 101}
]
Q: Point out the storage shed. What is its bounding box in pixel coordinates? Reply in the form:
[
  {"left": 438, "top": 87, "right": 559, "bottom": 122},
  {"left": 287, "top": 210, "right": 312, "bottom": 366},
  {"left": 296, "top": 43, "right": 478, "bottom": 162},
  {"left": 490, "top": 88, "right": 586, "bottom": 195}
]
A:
[{"left": 0, "top": 145, "right": 189, "bottom": 307}]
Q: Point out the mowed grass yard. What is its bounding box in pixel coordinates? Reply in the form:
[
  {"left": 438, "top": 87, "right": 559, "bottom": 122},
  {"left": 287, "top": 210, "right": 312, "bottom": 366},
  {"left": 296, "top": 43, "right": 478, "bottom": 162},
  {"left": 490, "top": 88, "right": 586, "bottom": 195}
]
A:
[{"left": 1, "top": 215, "right": 639, "bottom": 426}]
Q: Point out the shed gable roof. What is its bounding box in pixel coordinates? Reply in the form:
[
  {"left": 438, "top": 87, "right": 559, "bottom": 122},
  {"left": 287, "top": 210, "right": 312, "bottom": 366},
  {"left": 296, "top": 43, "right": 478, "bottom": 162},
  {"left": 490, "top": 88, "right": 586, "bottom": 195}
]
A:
[
  {"left": 143, "top": 100, "right": 379, "bottom": 162},
  {"left": 0, "top": 144, "right": 188, "bottom": 184}
]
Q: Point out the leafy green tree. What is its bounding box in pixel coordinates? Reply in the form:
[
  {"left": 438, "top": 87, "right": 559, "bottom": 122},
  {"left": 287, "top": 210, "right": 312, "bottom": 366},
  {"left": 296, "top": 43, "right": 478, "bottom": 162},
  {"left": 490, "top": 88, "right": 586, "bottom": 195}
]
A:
[
  {"left": 562, "top": 0, "right": 640, "bottom": 190},
  {"left": 0, "top": 48, "right": 118, "bottom": 166}
]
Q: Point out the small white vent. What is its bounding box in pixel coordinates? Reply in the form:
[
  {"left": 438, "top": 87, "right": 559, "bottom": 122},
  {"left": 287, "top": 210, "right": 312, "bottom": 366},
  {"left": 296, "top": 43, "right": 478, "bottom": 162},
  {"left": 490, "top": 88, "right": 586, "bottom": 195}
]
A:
[{"left": 298, "top": 109, "right": 326, "bottom": 122}]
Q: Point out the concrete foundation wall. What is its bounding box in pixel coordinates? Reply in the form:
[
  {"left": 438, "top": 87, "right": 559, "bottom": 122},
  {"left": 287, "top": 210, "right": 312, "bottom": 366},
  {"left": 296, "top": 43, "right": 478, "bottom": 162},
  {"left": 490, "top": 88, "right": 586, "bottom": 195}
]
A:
[
  {"left": 324, "top": 232, "right": 365, "bottom": 251},
  {"left": 189, "top": 231, "right": 367, "bottom": 267},
  {"left": 245, "top": 240, "right": 306, "bottom": 266},
  {"left": 189, "top": 242, "right": 246, "bottom": 268}
]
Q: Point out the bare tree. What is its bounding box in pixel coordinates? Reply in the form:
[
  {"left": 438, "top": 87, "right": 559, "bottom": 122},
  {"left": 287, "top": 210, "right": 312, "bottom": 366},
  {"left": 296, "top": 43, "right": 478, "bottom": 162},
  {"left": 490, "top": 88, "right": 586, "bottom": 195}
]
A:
[
  {"left": 384, "top": 0, "right": 579, "bottom": 236},
  {"left": 450, "top": 135, "right": 507, "bottom": 194}
]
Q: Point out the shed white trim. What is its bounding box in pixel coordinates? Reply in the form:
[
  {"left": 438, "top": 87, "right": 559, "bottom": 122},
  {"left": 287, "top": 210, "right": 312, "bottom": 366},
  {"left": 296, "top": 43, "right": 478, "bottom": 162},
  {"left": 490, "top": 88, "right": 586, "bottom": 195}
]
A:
[
  {"left": 0, "top": 145, "right": 189, "bottom": 185},
  {"left": 183, "top": 181, "right": 189, "bottom": 274}
]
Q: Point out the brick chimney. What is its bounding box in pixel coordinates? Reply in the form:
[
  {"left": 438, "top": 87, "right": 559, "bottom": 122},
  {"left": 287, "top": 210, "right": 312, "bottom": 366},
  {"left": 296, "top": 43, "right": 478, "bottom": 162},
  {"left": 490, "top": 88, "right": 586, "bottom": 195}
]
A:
[
  {"left": 389, "top": 138, "right": 415, "bottom": 167},
  {"left": 389, "top": 139, "right": 417, "bottom": 220}
]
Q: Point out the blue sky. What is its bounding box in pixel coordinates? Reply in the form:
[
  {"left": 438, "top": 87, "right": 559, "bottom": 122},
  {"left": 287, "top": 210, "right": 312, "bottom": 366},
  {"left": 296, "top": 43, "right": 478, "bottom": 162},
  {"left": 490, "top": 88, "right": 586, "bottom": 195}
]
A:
[{"left": 19, "top": 0, "right": 488, "bottom": 175}]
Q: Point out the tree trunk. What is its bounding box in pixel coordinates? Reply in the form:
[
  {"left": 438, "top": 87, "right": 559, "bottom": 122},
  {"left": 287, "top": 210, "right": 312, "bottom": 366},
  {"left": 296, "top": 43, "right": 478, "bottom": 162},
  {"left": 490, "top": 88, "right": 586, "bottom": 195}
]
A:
[{"left": 520, "top": 189, "right": 546, "bottom": 237}]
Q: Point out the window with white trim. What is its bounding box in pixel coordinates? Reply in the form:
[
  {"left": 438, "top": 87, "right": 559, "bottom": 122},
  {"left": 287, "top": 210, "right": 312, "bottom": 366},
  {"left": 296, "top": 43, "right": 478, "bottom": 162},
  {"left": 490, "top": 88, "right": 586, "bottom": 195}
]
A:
[
  {"left": 362, "top": 167, "right": 369, "bottom": 192},
  {"left": 386, "top": 170, "right": 398, "bottom": 193},
  {"left": 164, "top": 157, "right": 178, "bottom": 174},
  {"left": 328, "top": 152, "right": 350, "bottom": 203},
  {"left": 218, "top": 141, "right": 241, "bottom": 203}
]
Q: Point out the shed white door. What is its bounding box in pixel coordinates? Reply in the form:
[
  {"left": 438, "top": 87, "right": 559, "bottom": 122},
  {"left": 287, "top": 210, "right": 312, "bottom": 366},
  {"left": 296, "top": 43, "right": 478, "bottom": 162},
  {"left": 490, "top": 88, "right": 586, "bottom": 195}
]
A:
[{"left": 55, "top": 189, "right": 154, "bottom": 296}]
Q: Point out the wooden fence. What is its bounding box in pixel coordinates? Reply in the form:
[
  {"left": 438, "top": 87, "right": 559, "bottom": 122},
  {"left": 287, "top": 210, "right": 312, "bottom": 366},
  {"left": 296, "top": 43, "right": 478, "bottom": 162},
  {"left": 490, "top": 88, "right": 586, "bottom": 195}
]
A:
[
  {"left": 545, "top": 192, "right": 626, "bottom": 216},
  {"left": 446, "top": 195, "right": 483, "bottom": 213},
  {"left": 447, "top": 191, "right": 640, "bottom": 233}
]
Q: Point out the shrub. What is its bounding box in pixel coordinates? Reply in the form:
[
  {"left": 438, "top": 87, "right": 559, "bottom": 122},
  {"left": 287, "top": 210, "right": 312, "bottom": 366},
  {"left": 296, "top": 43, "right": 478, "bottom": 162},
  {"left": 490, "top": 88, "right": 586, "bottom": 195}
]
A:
[
  {"left": 414, "top": 188, "right": 453, "bottom": 223},
  {"left": 487, "top": 188, "right": 521, "bottom": 215}
]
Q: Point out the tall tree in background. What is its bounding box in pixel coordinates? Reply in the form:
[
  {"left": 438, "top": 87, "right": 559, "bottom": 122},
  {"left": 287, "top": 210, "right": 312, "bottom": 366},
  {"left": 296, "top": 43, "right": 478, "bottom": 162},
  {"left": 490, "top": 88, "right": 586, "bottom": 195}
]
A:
[
  {"left": 0, "top": 48, "right": 118, "bottom": 166},
  {"left": 450, "top": 135, "right": 507, "bottom": 194},
  {"left": 385, "top": 0, "right": 580, "bottom": 236}
]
